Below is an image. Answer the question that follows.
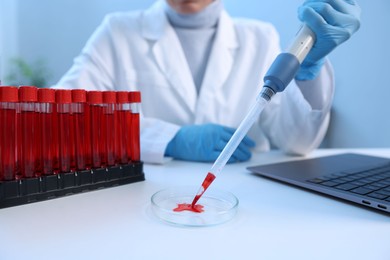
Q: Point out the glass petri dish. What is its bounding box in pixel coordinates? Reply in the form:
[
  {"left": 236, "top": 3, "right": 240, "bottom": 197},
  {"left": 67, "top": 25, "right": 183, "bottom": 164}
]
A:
[{"left": 151, "top": 186, "right": 238, "bottom": 227}]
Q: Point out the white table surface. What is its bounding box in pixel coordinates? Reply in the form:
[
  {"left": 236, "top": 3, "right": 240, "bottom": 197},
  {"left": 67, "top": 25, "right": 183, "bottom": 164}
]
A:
[{"left": 1, "top": 149, "right": 390, "bottom": 260}]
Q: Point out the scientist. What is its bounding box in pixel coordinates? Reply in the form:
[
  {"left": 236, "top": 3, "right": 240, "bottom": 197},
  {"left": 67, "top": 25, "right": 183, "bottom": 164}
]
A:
[{"left": 54, "top": 0, "right": 361, "bottom": 164}]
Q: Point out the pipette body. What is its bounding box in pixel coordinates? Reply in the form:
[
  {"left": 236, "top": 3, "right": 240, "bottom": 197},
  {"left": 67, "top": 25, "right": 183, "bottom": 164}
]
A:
[{"left": 191, "top": 24, "right": 316, "bottom": 206}]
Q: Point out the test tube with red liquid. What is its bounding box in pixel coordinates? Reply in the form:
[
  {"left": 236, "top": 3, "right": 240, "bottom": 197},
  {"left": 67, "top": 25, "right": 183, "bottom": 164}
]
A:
[
  {"left": 102, "top": 91, "right": 116, "bottom": 166},
  {"left": 71, "top": 89, "right": 87, "bottom": 171},
  {"left": 129, "top": 91, "right": 141, "bottom": 162},
  {"left": 55, "top": 90, "right": 72, "bottom": 173},
  {"left": 0, "top": 86, "right": 19, "bottom": 181},
  {"left": 115, "top": 92, "right": 129, "bottom": 165},
  {"left": 19, "top": 86, "right": 38, "bottom": 178},
  {"left": 83, "top": 93, "right": 92, "bottom": 170},
  {"left": 87, "top": 91, "right": 104, "bottom": 168},
  {"left": 37, "top": 88, "right": 56, "bottom": 175}
]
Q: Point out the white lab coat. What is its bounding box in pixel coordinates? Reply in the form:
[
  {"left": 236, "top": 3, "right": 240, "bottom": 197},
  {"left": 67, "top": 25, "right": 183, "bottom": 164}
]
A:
[{"left": 55, "top": 0, "right": 334, "bottom": 164}]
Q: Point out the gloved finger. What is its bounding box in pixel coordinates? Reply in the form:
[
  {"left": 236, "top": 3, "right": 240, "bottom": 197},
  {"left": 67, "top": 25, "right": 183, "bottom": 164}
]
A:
[
  {"left": 221, "top": 127, "right": 235, "bottom": 142},
  {"left": 210, "top": 151, "right": 223, "bottom": 162},
  {"left": 227, "top": 156, "right": 238, "bottom": 163},
  {"left": 303, "top": 0, "right": 361, "bottom": 17},
  {"left": 215, "top": 138, "right": 229, "bottom": 151},
  {"left": 232, "top": 144, "right": 252, "bottom": 162},
  {"left": 220, "top": 126, "right": 256, "bottom": 147},
  {"left": 298, "top": 8, "right": 356, "bottom": 53},
  {"left": 299, "top": 3, "right": 360, "bottom": 34},
  {"left": 241, "top": 135, "right": 256, "bottom": 148}
]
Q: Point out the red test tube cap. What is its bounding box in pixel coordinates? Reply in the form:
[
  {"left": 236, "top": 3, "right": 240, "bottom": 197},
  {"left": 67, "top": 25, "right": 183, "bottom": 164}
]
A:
[
  {"left": 87, "top": 91, "right": 103, "bottom": 104},
  {"left": 19, "top": 86, "right": 38, "bottom": 102},
  {"left": 72, "top": 89, "right": 87, "bottom": 103},
  {"left": 55, "top": 89, "right": 72, "bottom": 104},
  {"left": 0, "top": 86, "right": 19, "bottom": 102},
  {"left": 129, "top": 91, "right": 141, "bottom": 103},
  {"left": 38, "top": 88, "right": 56, "bottom": 103},
  {"left": 116, "top": 91, "right": 129, "bottom": 104},
  {"left": 103, "top": 91, "right": 116, "bottom": 104}
]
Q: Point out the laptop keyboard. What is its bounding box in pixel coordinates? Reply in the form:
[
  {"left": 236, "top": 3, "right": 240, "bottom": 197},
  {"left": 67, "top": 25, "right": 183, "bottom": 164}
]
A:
[{"left": 307, "top": 162, "right": 390, "bottom": 202}]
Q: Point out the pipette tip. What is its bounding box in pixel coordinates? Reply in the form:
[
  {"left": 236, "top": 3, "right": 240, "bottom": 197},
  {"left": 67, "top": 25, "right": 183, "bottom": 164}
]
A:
[{"left": 191, "top": 172, "right": 216, "bottom": 207}]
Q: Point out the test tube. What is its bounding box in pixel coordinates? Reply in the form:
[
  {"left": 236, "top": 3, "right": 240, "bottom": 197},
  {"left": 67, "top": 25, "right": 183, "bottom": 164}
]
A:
[
  {"left": 0, "top": 86, "right": 18, "bottom": 181},
  {"left": 37, "top": 88, "right": 56, "bottom": 175},
  {"left": 129, "top": 91, "right": 141, "bottom": 162},
  {"left": 71, "top": 89, "right": 87, "bottom": 171},
  {"left": 19, "top": 86, "right": 38, "bottom": 178},
  {"left": 87, "top": 91, "right": 103, "bottom": 168},
  {"left": 115, "top": 91, "right": 129, "bottom": 165},
  {"left": 125, "top": 93, "right": 132, "bottom": 163},
  {"left": 83, "top": 92, "right": 92, "bottom": 170},
  {"left": 55, "top": 89, "right": 72, "bottom": 173},
  {"left": 102, "top": 91, "right": 116, "bottom": 166}
]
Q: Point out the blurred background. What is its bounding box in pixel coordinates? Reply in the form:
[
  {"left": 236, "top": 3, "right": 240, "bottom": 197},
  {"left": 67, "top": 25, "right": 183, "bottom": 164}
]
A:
[{"left": 0, "top": 0, "right": 389, "bottom": 148}]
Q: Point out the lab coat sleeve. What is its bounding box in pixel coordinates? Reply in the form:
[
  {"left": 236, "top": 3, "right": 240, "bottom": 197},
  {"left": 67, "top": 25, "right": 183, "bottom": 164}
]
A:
[
  {"left": 140, "top": 117, "right": 180, "bottom": 164},
  {"left": 260, "top": 59, "right": 335, "bottom": 155}
]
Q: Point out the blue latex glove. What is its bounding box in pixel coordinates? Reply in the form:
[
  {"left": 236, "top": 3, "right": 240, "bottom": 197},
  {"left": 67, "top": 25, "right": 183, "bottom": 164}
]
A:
[
  {"left": 295, "top": 0, "right": 361, "bottom": 80},
  {"left": 165, "top": 123, "right": 256, "bottom": 163}
]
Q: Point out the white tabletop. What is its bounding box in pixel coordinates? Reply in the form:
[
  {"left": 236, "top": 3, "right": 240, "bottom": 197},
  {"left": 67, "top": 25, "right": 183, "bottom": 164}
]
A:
[{"left": 1, "top": 149, "right": 390, "bottom": 260}]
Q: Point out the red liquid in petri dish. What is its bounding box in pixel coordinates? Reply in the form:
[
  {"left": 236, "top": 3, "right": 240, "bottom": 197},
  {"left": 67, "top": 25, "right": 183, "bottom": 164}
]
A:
[{"left": 173, "top": 203, "right": 204, "bottom": 213}]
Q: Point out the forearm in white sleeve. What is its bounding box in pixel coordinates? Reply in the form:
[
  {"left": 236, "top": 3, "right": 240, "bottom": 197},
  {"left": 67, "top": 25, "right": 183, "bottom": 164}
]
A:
[
  {"left": 140, "top": 117, "right": 180, "bottom": 164},
  {"left": 295, "top": 59, "right": 334, "bottom": 110},
  {"left": 260, "top": 59, "right": 335, "bottom": 155}
]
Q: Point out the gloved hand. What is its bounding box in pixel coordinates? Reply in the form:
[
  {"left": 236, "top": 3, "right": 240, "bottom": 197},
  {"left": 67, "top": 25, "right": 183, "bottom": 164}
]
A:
[
  {"left": 295, "top": 0, "right": 361, "bottom": 80},
  {"left": 165, "top": 123, "right": 256, "bottom": 163}
]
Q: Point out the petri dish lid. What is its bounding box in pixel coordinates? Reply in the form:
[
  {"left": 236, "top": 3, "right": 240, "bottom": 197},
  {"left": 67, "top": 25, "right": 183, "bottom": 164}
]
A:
[{"left": 151, "top": 186, "right": 238, "bottom": 227}]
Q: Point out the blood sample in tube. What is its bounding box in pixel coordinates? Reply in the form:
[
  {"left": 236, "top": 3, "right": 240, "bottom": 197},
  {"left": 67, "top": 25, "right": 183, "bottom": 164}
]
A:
[
  {"left": 0, "top": 86, "right": 18, "bottom": 181},
  {"left": 103, "top": 91, "right": 116, "bottom": 166},
  {"left": 19, "top": 86, "right": 38, "bottom": 178},
  {"left": 72, "top": 89, "right": 87, "bottom": 171},
  {"left": 37, "top": 88, "right": 56, "bottom": 175},
  {"left": 129, "top": 91, "right": 141, "bottom": 162},
  {"left": 55, "top": 89, "right": 72, "bottom": 173},
  {"left": 87, "top": 91, "right": 103, "bottom": 168},
  {"left": 115, "top": 91, "right": 129, "bottom": 165}
]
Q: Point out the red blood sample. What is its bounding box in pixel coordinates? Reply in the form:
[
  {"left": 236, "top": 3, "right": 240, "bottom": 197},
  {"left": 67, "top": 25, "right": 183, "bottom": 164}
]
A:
[
  {"left": 19, "top": 86, "right": 38, "bottom": 178},
  {"left": 173, "top": 203, "right": 204, "bottom": 213},
  {"left": 0, "top": 86, "right": 18, "bottom": 181},
  {"left": 115, "top": 92, "right": 129, "bottom": 164},
  {"left": 72, "top": 89, "right": 87, "bottom": 171},
  {"left": 103, "top": 91, "right": 116, "bottom": 166},
  {"left": 83, "top": 99, "right": 92, "bottom": 170},
  {"left": 129, "top": 91, "right": 141, "bottom": 162},
  {"left": 37, "top": 88, "right": 56, "bottom": 175},
  {"left": 191, "top": 172, "right": 216, "bottom": 207},
  {"left": 55, "top": 89, "right": 72, "bottom": 173},
  {"left": 52, "top": 99, "right": 60, "bottom": 173},
  {"left": 125, "top": 102, "right": 132, "bottom": 162},
  {"left": 87, "top": 91, "right": 104, "bottom": 168}
]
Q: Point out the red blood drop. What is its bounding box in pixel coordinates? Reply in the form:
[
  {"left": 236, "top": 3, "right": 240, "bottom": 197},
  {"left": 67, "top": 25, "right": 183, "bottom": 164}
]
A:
[{"left": 173, "top": 203, "right": 204, "bottom": 213}]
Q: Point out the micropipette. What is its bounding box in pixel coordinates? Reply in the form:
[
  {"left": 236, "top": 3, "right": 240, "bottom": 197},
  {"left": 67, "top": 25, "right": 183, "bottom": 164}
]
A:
[{"left": 191, "top": 24, "right": 316, "bottom": 206}]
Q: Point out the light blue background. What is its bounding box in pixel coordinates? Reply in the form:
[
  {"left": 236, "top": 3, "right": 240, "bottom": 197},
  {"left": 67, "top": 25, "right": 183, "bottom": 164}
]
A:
[{"left": 1, "top": 0, "right": 389, "bottom": 148}]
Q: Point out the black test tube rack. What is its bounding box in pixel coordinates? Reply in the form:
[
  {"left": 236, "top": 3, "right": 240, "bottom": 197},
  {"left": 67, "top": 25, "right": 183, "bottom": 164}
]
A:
[{"left": 0, "top": 162, "right": 144, "bottom": 209}]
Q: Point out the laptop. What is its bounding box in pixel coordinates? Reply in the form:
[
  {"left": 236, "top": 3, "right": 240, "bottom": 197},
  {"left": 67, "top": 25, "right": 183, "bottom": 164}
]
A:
[{"left": 247, "top": 153, "right": 390, "bottom": 213}]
